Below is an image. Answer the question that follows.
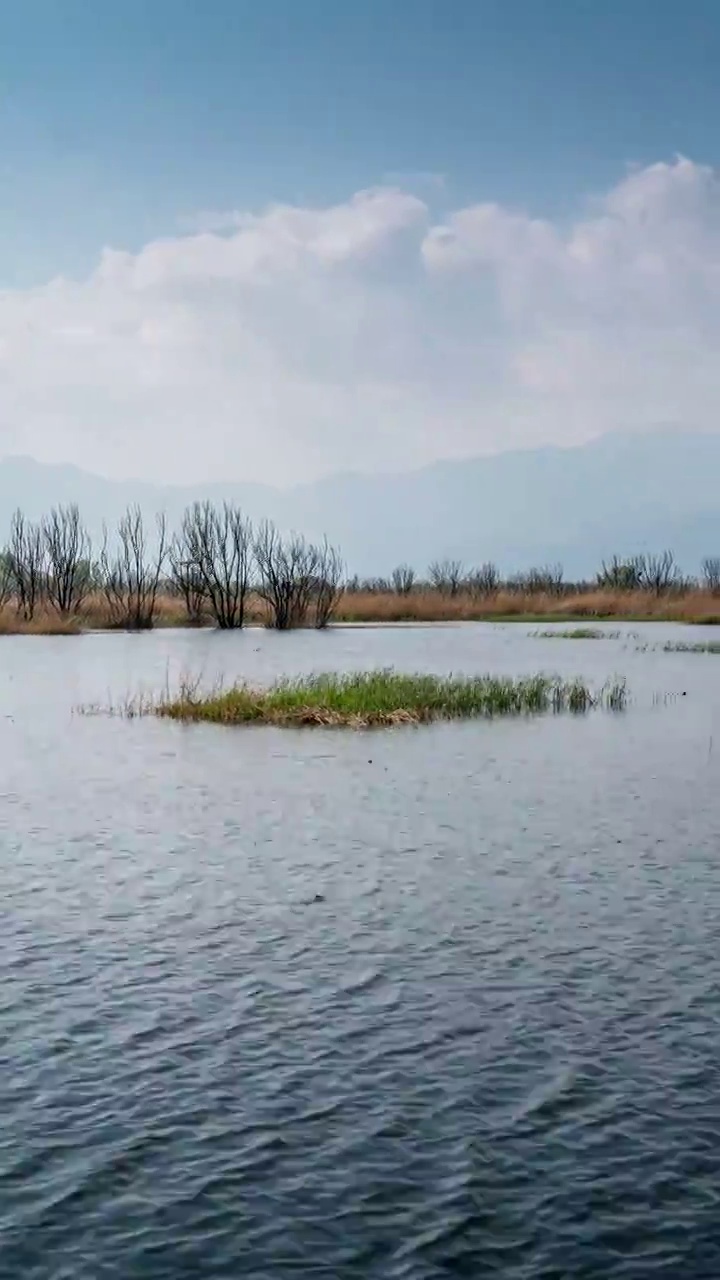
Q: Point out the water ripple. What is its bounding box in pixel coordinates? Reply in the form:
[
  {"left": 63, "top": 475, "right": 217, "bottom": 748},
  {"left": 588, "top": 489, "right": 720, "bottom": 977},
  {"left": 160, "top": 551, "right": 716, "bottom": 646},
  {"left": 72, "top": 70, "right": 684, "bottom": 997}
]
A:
[{"left": 3, "top": 625, "right": 720, "bottom": 1275}]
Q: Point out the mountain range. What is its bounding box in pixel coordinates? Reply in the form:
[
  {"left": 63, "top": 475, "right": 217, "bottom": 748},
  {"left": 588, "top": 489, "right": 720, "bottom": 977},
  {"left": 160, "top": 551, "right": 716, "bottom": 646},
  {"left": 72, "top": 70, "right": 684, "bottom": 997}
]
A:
[{"left": 1, "top": 427, "right": 718, "bottom": 579}]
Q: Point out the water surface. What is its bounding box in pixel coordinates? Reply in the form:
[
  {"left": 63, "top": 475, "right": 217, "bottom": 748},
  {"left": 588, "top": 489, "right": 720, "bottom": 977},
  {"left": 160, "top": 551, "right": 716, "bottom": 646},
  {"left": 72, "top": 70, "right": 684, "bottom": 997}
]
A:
[{"left": 2, "top": 622, "right": 720, "bottom": 1277}]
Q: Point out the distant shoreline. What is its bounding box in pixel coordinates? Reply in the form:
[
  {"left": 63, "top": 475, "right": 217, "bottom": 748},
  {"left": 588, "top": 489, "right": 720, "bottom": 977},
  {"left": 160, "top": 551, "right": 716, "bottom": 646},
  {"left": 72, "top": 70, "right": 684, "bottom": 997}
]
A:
[
  {"left": 2, "top": 587, "right": 719, "bottom": 635},
  {"left": 3, "top": 498, "right": 717, "bottom": 633}
]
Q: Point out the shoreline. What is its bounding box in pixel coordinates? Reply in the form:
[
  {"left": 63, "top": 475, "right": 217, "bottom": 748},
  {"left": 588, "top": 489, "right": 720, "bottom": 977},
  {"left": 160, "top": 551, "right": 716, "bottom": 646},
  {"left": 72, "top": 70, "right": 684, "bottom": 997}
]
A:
[
  {"left": 1, "top": 613, "right": 718, "bottom": 636},
  {"left": 3, "top": 586, "right": 720, "bottom": 635}
]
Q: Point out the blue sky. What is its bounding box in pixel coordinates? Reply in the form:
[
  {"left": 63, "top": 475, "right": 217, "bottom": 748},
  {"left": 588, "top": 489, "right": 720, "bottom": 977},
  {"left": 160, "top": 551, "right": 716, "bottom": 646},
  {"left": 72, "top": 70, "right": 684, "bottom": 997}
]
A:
[
  {"left": 3, "top": 0, "right": 719, "bottom": 284},
  {"left": 2, "top": 1, "right": 720, "bottom": 483}
]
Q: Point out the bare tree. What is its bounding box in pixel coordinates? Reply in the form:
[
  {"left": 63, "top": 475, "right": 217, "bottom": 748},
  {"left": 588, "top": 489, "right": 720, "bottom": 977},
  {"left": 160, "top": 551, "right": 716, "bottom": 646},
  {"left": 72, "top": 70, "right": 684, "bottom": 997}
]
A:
[
  {"left": 466, "top": 561, "right": 499, "bottom": 597},
  {"left": 509, "top": 564, "right": 564, "bottom": 595},
  {"left": 640, "top": 550, "right": 679, "bottom": 596},
  {"left": 175, "top": 501, "right": 253, "bottom": 629},
  {"left": 8, "top": 509, "right": 45, "bottom": 620},
  {"left": 42, "top": 504, "right": 92, "bottom": 615},
  {"left": 254, "top": 521, "right": 317, "bottom": 629},
  {"left": 702, "top": 557, "right": 720, "bottom": 595},
  {"left": 99, "top": 506, "right": 167, "bottom": 629},
  {"left": 313, "top": 538, "right": 344, "bottom": 628},
  {"left": 597, "top": 555, "right": 644, "bottom": 591},
  {"left": 168, "top": 536, "right": 207, "bottom": 625},
  {"left": 0, "top": 550, "right": 14, "bottom": 610},
  {"left": 391, "top": 564, "right": 415, "bottom": 596},
  {"left": 545, "top": 563, "right": 565, "bottom": 596},
  {"left": 529, "top": 564, "right": 564, "bottom": 595},
  {"left": 428, "top": 558, "right": 464, "bottom": 597}
]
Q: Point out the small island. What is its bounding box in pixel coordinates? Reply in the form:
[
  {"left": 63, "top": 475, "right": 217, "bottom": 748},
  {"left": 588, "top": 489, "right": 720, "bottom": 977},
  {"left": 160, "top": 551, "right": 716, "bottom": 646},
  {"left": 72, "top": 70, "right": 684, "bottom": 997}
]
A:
[{"left": 150, "top": 670, "right": 628, "bottom": 728}]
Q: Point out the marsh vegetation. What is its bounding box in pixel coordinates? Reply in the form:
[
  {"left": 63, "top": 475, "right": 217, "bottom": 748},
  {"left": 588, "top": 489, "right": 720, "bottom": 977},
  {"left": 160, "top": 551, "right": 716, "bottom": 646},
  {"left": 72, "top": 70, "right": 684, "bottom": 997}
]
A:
[
  {"left": 2, "top": 504, "right": 720, "bottom": 633},
  {"left": 0, "top": 502, "right": 343, "bottom": 633},
  {"left": 663, "top": 641, "right": 720, "bottom": 654},
  {"left": 142, "top": 670, "right": 629, "bottom": 728},
  {"left": 531, "top": 627, "right": 622, "bottom": 640}
]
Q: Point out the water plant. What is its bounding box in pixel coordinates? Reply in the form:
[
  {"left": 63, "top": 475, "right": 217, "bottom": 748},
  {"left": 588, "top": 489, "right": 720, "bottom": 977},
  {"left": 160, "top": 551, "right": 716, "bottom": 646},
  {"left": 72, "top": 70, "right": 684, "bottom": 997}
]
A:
[
  {"left": 532, "top": 627, "right": 621, "bottom": 640},
  {"left": 142, "top": 669, "right": 628, "bottom": 728},
  {"left": 663, "top": 640, "right": 720, "bottom": 654}
]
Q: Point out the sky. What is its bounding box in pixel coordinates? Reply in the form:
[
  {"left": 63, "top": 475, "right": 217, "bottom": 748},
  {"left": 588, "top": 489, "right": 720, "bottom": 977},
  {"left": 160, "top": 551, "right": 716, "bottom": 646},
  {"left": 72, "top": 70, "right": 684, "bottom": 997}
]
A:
[{"left": 2, "top": 0, "right": 720, "bottom": 485}]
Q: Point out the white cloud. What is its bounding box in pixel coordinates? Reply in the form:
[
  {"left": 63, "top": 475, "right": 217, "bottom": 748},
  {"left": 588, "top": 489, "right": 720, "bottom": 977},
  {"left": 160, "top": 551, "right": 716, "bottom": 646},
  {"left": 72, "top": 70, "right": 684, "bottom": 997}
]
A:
[{"left": 2, "top": 158, "right": 720, "bottom": 484}]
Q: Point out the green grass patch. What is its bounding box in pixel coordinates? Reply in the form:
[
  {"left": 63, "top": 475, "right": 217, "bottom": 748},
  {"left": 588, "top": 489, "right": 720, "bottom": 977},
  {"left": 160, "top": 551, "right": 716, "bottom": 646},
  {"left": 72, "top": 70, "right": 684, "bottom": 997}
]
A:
[{"left": 144, "top": 669, "right": 627, "bottom": 727}]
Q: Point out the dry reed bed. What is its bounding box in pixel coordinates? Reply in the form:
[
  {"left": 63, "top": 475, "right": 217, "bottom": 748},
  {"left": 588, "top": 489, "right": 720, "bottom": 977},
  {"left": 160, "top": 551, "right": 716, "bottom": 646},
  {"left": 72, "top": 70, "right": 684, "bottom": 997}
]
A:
[
  {"left": 4, "top": 586, "right": 720, "bottom": 635},
  {"left": 335, "top": 588, "right": 720, "bottom": 625},
  {"left": 0, "top": 593, "right": 272, "bottom": 635}
]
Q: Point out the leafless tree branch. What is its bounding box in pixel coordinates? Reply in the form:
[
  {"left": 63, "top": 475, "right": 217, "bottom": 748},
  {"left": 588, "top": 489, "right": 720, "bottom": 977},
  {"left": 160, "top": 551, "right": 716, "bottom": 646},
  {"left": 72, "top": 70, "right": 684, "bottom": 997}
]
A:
[
  {"left": 428, "top": 558, "right": 464, "bottom": 597},
  {"left": 99, "top": 506, "right": 167, "bottom": 629},
  {"left": 391, "top": 564, "right": 415, "bottom": 596},
  {"left": 313, "top": 538, "right": 344, "bottom": 628},
  {"left": 254, "top": 522, "right": 318, "bottom": 629},
  {"left": 42, "top": 504, "right": 92, "bottom": 615},
  {"left": 175, "top": 501, "right": 253, "bottom": 628},
  {"left": 8, "top": 509, "right": 45, "bottom": 620}
]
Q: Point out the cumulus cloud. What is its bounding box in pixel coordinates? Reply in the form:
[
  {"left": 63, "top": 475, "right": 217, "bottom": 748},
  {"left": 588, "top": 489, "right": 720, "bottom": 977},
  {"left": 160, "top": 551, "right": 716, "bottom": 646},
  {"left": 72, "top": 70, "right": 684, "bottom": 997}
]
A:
[
  {"left": 1, "top": 158, "right": 720, "bottom": 484},
  {"left": 423, "top": 156, "right": 720, "bottom": 434}
]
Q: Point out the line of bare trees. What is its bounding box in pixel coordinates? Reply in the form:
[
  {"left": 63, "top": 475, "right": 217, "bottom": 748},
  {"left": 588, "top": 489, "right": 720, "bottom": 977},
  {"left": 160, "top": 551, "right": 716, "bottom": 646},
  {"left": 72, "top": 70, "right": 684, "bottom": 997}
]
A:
[
  {"left": 0, "top": 502, "right": 344, "bottom": 630},
  {"left": 381, "top": 559, "right": 504, "bottom": 599},
  {"left": 348, "top": 550, "right": 720, "bottom": 598},
  {"left": 5, "top": 504, "right": 720, "bottom": 629},
  {"left": 348, "top": 559, "right": 567, "bottom": 598}
]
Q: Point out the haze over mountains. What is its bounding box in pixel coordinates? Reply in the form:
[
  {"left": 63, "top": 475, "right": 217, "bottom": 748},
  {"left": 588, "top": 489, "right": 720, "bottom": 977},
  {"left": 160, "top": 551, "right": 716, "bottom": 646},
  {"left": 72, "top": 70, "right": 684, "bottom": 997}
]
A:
[{"left": 1, "top": 427, "right": 718, "bottom": 580}]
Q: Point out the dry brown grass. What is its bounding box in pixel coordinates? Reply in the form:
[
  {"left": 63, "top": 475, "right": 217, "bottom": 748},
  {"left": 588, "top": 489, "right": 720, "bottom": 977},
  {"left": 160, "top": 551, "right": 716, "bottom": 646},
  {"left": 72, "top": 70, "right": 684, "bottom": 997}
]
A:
[
  {"left": 0, "top": 591, "right": 274, "bottom": 634},
  {"left": 2, "top": 586, "right": 720, "bottom": 634},
  {"left": 335, "top": 587, "right": 720, "bottom": 625},
  {"left": 0, "top": 605, "right": 84, "bottom": 635}
]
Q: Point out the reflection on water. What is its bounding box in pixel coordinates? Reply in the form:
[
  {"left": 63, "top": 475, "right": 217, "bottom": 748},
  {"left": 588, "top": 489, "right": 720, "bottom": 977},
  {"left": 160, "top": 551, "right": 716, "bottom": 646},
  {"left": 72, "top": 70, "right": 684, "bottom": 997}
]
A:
[{"left": 1, "top": 623, "right": 720, "bottom": 1277}]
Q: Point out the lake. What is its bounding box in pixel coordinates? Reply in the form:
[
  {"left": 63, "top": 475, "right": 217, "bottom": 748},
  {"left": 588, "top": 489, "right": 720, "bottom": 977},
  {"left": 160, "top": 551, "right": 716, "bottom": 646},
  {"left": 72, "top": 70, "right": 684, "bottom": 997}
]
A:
[{"left": 2, "top": 621, "right": 720, "bottom": 1277}]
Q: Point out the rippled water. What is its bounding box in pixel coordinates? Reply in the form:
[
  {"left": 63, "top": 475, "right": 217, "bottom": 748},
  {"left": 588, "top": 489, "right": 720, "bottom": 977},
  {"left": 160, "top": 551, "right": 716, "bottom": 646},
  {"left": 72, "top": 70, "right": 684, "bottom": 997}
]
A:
[{"left": 2, "top": 622, "right": 720, "bottom": 1277}]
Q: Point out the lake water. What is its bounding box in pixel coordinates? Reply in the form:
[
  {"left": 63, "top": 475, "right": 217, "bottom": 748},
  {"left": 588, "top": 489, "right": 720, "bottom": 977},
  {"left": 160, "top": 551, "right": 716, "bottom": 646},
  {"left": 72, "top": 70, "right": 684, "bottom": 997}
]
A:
[{"left": 2, "top": 621, "right": 720, "bottom": 1277}]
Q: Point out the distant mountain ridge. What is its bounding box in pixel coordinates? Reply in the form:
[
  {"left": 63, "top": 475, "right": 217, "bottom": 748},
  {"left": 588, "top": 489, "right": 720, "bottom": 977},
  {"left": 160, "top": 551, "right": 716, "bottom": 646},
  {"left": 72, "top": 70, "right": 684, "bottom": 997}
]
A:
[{"left": 2, "top": 428, "right": 720, "bottom": 578}]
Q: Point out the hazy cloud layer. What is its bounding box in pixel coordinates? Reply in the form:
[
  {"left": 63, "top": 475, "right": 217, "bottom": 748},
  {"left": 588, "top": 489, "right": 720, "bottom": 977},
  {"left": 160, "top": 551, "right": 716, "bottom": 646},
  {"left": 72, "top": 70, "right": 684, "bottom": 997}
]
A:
[{"left": 1, "top": 158, "right": 718, "bottom": 484}]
